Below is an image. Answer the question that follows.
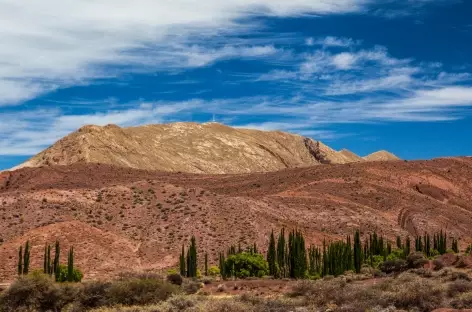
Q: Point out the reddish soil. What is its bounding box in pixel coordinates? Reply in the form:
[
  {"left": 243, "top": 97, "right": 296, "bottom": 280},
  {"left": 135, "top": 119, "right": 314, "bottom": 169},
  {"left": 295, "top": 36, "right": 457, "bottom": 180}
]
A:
[{"left": 1, "top": 157, "right": 472, "bottom": 282}]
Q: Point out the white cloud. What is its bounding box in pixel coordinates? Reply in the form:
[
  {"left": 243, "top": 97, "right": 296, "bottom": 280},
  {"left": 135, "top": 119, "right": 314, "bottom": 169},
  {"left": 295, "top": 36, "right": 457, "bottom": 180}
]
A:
[
  {"left": 332, "top": 52, "right": 357, "bottom": 69},
  {"left": 0, "top": 0, "right": 367, "bottom": 105},
  {"left": 316, "top": 36, "right": 358, "bottom": 47}
]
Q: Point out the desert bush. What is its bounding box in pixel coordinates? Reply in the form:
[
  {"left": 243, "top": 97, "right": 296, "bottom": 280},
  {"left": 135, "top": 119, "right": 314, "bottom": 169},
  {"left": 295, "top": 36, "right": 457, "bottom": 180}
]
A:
[
  {"left": 202, "top": 299, "right": 252, "bottom": 312},
  {"left": 182, "top": 280, "right": 202, "bottom": 294},
  {"left": 380, "top": 259, "right": 407, "bottom": 274},
  {"left": 451, "top": 291, "right": 472, "bottom": 309},
  {"left": 448, "top": 280, "right": 472, "bottom": 297},
  {"left": 407, "top": 252, "right": 428, "bottom": 269},
  {"left": 0, "top": 272, "right": 73, "bottom": 312},
  {"left": 378, "top": 273, "right": 444, "bottom": 312},
  {"left": 166, "top": 294, "right": 199, "bottom": 310},
  {"left": 432, "top": 259, "right": 444, "bottom": 271},
  {"left": 290, "top": 280, "right": 315, "bottom": 297},
  {"left": 75, "top": 281, "right": 112, "bottom": 310},
  {"left": 106, "top": 278, "right": 179, "bottom": 306},
  {"left": 450, "top": 271, "right": 471, "bottom": 281},
  {"left": 167, "top": 273, "right": 183, "bottom": 286}
]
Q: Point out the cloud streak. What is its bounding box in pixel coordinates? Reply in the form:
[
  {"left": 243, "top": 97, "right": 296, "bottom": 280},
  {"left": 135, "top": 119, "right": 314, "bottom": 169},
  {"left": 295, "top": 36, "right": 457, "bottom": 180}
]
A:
[{"left": 0, "top": 0, "right": 368, "bottom": 105}]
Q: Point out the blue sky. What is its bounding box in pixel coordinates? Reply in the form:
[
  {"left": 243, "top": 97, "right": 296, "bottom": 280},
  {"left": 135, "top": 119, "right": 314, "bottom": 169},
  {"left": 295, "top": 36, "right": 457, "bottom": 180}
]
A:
[{"left": 1, "top": 0, "right": 472, "bottom": 170}]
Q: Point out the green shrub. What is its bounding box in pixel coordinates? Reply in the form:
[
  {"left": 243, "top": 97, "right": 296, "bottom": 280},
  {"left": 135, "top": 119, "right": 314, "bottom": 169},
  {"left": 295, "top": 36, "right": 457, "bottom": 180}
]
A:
[
  {"left": 225, "top": 252, "right": 269, "bottom": 279},
  {"left": 208, "top": 266, "right": 220, "bottom": 277},
  {"left": 387, "top": 249, "right": 405, "bottom": 260},
  {"left": 56, "top": 265, "right": 83, "bottom": 283}
]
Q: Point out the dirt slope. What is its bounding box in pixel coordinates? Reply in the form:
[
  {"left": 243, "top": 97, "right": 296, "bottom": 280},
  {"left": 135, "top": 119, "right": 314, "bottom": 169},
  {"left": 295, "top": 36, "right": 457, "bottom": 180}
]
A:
[
  {"left": 1, "top": 157, "right": 471, "bottom": 282},
  {"left": 12, "top": 122, "right": 396, "bottom": 173}
]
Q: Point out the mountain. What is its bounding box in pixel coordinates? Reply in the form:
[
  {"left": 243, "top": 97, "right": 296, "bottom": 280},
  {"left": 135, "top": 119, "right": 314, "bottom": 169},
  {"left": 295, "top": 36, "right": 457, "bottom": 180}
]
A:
[
  {"left": 12, "top": 122, "right": 398, "bottom": 174},
  {"left": 1, "top": 157, "right": 472, "bottom": 281},
  {"left": 363, "top": 150, "right": 401, "bottom": 162}
]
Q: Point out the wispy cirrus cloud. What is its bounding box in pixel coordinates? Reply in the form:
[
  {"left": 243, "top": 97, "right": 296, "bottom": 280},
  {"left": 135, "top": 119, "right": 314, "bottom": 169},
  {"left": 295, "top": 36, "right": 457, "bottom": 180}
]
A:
[{"left": 0, "top": 0, "right": 369, "bottom": 106}]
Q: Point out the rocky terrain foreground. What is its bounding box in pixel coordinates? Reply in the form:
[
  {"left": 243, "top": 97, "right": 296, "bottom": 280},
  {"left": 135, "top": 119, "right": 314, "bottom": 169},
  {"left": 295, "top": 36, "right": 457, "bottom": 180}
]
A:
[
  {"left": 1, "top": 157, "right": 472, "bottom": 282},
  {"left": 12, "top": 122, "right": 399, "bottom": 173}
]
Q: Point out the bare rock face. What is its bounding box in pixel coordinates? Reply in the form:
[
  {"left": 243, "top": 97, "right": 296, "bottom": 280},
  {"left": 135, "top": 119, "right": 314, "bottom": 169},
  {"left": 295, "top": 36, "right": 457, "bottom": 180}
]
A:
[{"left": 12, "top": 122, "right": 398, "bottom": 174}]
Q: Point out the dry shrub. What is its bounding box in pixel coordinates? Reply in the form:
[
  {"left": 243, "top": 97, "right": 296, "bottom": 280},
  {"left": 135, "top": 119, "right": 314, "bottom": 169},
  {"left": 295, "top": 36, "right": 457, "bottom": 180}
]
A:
[
  {"left": 407, "top": 252, "right": 428, "bottom": 269},
  {"left": 451, "top": 291, "right": 472, "bottom": 309},
  {"left": 0, "top": 272, "right": 75, "bottom": 312},
  {"left": 106, "top": 278, "right": 179, "bottom": 306},
  {"left": 448, "top": 280, "right": 472, "bottom": 297},
  {"left": 378, "top": 273, "right": 444, "bottom": 312},
  {"left": 182, "top": 280, "right": 202, "bottom": 294},
  {"left": 450, "top": 271, "right": 471, "bottom": 281},
  {"left": 202, "top": 299, "right": 252, "bottom": 312},
  {"left": 167, "top": 274, "right": 183, "bottom": 286},
  {"left": 433, "top": 259, "right": 444, "bottom": 271}
]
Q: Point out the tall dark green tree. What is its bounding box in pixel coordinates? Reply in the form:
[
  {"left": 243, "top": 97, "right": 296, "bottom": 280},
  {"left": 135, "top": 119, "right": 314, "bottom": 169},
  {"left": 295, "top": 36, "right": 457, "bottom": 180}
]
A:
[
  {"left": 267, "top": 230, "right": 277, "bottom": 277},
  {"left": 54, "top": 241, "right": 60, "bottom": 282},
  {"left": 276, "top": 228, "right": 286, "bottom": 278},
  {"left": 17, "top": 245, "right": 23, "bottom": 276},
  {"left": 179, "top": 244, "right": 186, "bottom": 276},
  {"left": 396, "top": 236, "right": 402, "bottom": 249},
  {"left": 404, "top": 236, "right": 411, "bottom": 256},
  {"left": 288, "top": 230, "right": 307, "bottom": 279},
  {"left": 353, "top": 230, "right": 362, "bottom": 274},
  {"left": 23, "top": 241, "right": 30, "bottom": 275},
  {"left": 67, "top": 247, "right": 74, "bottom": 282},
  {"left": 204, "top": 253, "right": 208, "bottom": 276},
  {"left": 186, "top": 236, "right": 197, "bottom": 278},
  {"left": 43, "top": 244, "right": 47, "bottom": 274},
  {"left": 47, "top": 245, "right": 52, "bottom": 275}
]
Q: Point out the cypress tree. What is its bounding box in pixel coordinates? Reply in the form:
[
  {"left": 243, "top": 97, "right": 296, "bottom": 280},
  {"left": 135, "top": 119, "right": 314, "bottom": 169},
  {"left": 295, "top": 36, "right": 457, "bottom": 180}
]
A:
[
  {"left": 204, "top": 253, "right": 208, "bottom": 276},
  {"left": 18, "top": 246, "right": 23, "bottom": 276},
  {"left": 253, "top": 242, "right": 258, "bottom": 255},
  {"left": 276, "top": 228, "right": 286, "bottom": 278},
  {"left": 23, "top": 241, "right": 30, "bottom": 275},
  {"left": 186, "top": 236, "right": 197, "bottom": 278},
  {"left": 43, "top": 244, "right": 47, "bottom": 274},
  {"left": 396, "top": 236, "right": 402, "bottom": 249},
  {"left": 54, "top": 241, "right": 60, "bottom": 282},
  {"left": 404, "top": 236, "right": 411, "bottom": 257},
  {"left": 179, "top": 245, "right": 186, "bottom": 276},
  {"left": 267, "top": 230, "right": 277, "bottom": 277},
  {"left": 354, "top": 230, "right": 362, "bottom": 274},
  {"left": 67, "top": 247, "right": 74, "bottom": 282},
  {"left": 47, "top": 245, "right": 52, "bottom": 275}
]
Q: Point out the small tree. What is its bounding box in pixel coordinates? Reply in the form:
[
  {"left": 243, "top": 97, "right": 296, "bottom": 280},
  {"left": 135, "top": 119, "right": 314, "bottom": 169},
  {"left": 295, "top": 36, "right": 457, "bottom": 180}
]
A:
[
  {"left": 204, "top": 253, "right": 208, "bottom": 276},
  {"left": 67, "top": 247, "right": 74, "bottom": 282},
  {"left": 17, "top": 246, "right": 23, "bottom": 276},
  {"left": 23, "top": 241, "right": 30, "bottom": 275}
]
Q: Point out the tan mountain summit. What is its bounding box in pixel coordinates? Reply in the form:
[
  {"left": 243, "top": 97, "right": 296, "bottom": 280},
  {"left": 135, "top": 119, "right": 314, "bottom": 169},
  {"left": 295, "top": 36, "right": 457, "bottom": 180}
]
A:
[
  {"left": 13, "top": 122, "right": 399, "bottom": 174},
  {"left": 363, "top": 150, "right": 400, "bottom": 162}
]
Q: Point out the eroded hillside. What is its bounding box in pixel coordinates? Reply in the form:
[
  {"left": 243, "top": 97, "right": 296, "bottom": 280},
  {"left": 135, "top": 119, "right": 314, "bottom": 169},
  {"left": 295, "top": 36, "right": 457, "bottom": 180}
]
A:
[{"left": 1, "top": 157, "right": 471, "bottom": 281}]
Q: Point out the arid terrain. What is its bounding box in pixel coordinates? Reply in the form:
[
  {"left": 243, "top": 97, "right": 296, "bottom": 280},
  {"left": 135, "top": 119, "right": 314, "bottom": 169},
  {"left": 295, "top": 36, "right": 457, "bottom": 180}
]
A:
[
  {"left": 1, "top": 157, "right": 472, "bottom": 282},
  {"left": 12, "top": 122, "right": 399, "bottom": 173}
]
